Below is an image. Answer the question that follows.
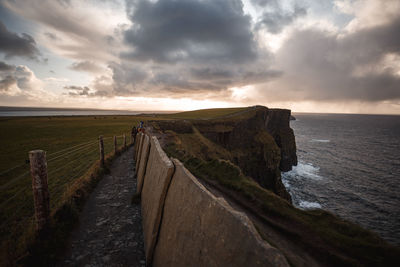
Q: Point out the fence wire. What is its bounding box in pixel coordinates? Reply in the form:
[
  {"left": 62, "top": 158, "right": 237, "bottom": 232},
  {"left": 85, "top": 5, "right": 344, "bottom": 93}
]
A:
[
  {"left": 0, "top": 134, "right": 129, "bottom": 227},
  {"left": 0, "top": 130, "right": 135, "bottom": 267}
]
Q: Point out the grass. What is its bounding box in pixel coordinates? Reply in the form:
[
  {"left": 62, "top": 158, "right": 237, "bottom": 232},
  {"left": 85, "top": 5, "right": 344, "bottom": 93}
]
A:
[
  {"left": 0, "top": 107, "right": 248, "bottom": 265},
  {"left": 163, "top": 107, "right": 248, "bottom": 120},
  {"left": 18, "top": 146, "right": 129, "bottom": 266},
  {"left": 0, "top": 115, "right": 145, "bottom": 266}
]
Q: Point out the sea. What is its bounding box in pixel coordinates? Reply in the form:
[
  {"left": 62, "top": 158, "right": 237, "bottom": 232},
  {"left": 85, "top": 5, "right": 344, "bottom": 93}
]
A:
[
  {"left": 282, "top": 113, "right": 400, "bottom": 245},
  {"left": 0, "top": 106, "right": 175, "bottom": 117}
]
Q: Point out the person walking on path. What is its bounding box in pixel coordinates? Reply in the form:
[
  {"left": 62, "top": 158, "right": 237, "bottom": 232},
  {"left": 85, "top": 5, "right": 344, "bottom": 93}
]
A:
[
  {"left": 131, "top": 126, "right": 138, "bottom": 144},
  {"left": 138, "top": 121, "right": 145, "bottom": 133}
]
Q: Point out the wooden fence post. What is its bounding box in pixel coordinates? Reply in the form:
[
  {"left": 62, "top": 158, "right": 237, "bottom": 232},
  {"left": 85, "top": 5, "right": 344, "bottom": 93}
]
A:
[
  {"left": 123, "top": 134, "right": 127, "bottom": 148},
  {"left": 99, "top": 135, "right": 104, "bottom": 167},
  {"left": 114, "top": 135, "right": 117, "bottom": 154},
  {"left": 29, "top": 150, "right": 50, "bottom": 233}
]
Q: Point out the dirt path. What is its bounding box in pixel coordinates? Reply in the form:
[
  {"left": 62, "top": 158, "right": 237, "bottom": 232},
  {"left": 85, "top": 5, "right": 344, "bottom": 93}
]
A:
[{"left": 61, "top": 146, "right": 146, "bottom": 266}]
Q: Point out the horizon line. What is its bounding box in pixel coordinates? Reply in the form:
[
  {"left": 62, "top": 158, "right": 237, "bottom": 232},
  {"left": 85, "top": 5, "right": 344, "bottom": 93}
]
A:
[{"left": 0, "top": 105, "right": 399, "bottom": 116}]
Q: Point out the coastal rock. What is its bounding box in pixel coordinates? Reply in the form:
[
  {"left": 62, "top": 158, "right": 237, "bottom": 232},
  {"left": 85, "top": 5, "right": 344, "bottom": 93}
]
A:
[
  {"left": 264, "top": 108, "right": 298, "bottom": 171},
  {"left": 193, "top": 106, "right": 296, "bottom": 201}
]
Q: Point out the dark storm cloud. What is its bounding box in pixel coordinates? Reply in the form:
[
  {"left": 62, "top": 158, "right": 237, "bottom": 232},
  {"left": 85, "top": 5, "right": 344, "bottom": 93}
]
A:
[
  {"left": 0, "top": 61, "right": 14, "bottom": 71},
  {"left": 190, "top": 68, "right": 235, "bottom": 80},
  {"left": 108, "top": 62, "right": 148, "bottom": 95},
  {"left": 2, "top": 0, "right": 119, "bottom": 62},
  {"left": 0, "top": 21, "right": 40, "bottom": 60},
  {"left": 150, "top": 72, "right": 221, "bottom": 92},
  {"left": 100, "top": 0, "right": 286, "bottom": 99},
  {"left": 123, "top": 0, "right": 257, "bottom": 63},
  {"left": 272, "top": 17, "right": 400, "bottom": 102}
]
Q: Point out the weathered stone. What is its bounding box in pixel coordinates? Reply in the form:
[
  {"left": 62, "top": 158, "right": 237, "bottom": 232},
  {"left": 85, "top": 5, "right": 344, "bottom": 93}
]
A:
[
  {"left": 140, "top": 136, "right": 174, "bottom": 265},
  {"left": 134, "top": 132, "right": 140, "bottom": 160},
  {"left": 137, "top": 135, "right": 151, "bottom": 193},
  {"left": 152, "top": 159, "right": 289, "bottom": 267},
  {"left": 135, "top": 133, "right": 145, "bottom": 169},
  {"left": 134, "top": 132, "right": 143, "bottom": 161}
]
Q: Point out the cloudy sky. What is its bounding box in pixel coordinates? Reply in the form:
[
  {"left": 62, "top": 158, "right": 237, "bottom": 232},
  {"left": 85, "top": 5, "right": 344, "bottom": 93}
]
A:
[{"left": 0, "top": 0, "right": 399, "bottom": 113}]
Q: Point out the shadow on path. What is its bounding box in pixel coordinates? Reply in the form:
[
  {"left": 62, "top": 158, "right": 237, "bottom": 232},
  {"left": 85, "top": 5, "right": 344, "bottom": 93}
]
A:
[{"left": 61, "top": 146, "right": 146, "bottom": 266}]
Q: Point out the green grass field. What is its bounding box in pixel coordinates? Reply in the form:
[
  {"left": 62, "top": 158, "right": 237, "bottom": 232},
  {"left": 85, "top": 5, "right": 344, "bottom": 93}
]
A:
[
  {"left": 0, "top": 115, "right": 144, "bottom": 264},
  {"left": 0, "top": 108, "right": 247, "bottom": 265},
  {"left": 162, "top": 107, "right": 247, "bottom": 119}
]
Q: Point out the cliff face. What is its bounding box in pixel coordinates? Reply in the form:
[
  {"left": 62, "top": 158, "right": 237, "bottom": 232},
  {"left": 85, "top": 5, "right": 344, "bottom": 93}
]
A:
[
  {"left": 145, "top": 108, "right": 400, "bottom": 267},
  {"left": 264, "top": 108, "right": 298, "bottom": 171},
  {"left": 192, "top": 106, "right": 297, "bottom": 201}
]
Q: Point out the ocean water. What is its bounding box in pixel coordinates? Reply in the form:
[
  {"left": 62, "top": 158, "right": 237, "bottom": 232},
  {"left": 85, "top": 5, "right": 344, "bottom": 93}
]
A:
[
  {"left": 282, "top": 114, "right": 400, "bottom": 245},
  {"left": 0, "top": 107, "right": 174, "bottom": 117}
]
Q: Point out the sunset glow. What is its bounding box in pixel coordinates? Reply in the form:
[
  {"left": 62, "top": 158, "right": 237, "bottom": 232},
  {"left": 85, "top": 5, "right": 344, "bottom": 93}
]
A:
[{"left": 0, "top": 0, "right": 399, "bottom": 114}]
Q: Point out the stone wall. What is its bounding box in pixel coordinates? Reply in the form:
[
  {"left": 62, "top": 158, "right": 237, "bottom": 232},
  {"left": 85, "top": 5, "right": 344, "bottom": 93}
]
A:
[
  {"left": 135, "top": 133, "right": 144, "bottom": 169},
  {"left": 137, "top": 135, "right": 150, "bottom": 193},
  {"left": 134, "top": 132, "right": 143, "bottom": 161},
  {"left": 140, "top": 136, "right": 174, "bottom": 264},
  {"left": 135, "top": 134, "right": 289, "bottom": 267}
]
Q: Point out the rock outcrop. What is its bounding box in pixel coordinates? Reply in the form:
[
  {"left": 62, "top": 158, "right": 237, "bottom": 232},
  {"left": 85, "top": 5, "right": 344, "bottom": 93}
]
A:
[
  {"left": 264, "top": 108, "right": 297, "bottom": 171},
  {"left": 192, "top": 106, "right": 296, "bottom": 201}
]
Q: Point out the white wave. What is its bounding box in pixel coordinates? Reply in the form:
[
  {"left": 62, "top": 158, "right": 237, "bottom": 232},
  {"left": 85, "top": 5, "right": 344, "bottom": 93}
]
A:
[
  {"left": 299, "top": 201, "right": 322, "bottom": 209},
  {"left": 285, "top": 162, "right": 322, "bottom": 180},
  {"left": 282, "top": 178, "right": 290, "bottom": 189},
  {"left": 310, "top": 139, "right": 330, "bottom": 143}
]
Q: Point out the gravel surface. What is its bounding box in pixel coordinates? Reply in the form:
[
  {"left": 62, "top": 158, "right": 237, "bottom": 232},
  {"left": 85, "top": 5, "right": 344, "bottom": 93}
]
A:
[{"left": 61, "top": 146, "right": 146, "bottom": 266}]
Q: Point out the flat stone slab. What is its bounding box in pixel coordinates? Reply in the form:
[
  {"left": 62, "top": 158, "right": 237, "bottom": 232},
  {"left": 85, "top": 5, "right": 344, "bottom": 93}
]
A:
[
  {"left": 60, "top": 146, "right": 146, "bottom": 266},
  {"left": 137, "top": 135, "right": 151, "bottom": 193},
  {"left": 152, "top": 159, "right": 289, "bottom": 267},
  {"left": 135, "top": 132, "right": 143, "bottom": 161},
  {"left": 140, "top": 136, "right": 174, "bottom": 264},
  {"left": 135, "top": 133, "right": 144, "bottom": 165}
]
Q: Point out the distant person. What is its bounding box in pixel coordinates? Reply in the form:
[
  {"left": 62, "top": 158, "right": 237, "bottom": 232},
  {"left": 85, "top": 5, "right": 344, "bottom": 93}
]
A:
[
  {"left": 138, "top": 121, "right": 145, "bottom": 133},
  {"left": 131, "top": 126, "right": 138, "bottom": 143}
]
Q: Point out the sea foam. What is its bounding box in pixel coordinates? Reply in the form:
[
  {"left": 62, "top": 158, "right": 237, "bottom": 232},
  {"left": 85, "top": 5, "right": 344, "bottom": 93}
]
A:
[
  {"left": 299, "top": 201, "right": 322, "bottom": 209},
  {"left": 286, "top": 162, "right": 322, "bottom": 180},
  {"left": 310, "top": 139, "right": 330, "bottom": 143}
]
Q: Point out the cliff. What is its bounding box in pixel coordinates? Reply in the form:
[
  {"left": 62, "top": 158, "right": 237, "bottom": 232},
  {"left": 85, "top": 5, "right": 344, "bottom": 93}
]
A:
[
  {"left": 153, "top": 106, "right": 296, "bottom": 201},
  {"left": 139, "top": 110, "right": 400, "bottom": 266}
]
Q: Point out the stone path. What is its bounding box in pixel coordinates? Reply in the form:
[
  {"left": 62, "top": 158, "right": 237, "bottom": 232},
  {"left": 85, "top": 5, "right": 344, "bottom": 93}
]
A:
[{"left": 61, "top": 146, "right": 146, "bottom": 266}]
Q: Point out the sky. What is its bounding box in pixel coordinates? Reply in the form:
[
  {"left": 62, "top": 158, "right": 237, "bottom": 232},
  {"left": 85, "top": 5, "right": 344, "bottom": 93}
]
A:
[{"left": 0, "top": 0, "right": 399, "bottom": 114}]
